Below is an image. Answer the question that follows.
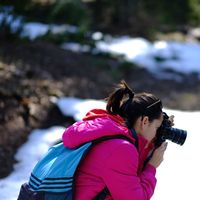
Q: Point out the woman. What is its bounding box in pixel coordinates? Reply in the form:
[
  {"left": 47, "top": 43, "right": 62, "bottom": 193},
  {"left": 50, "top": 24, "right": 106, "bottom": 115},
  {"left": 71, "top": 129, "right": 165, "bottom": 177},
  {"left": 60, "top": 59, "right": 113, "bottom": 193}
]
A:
[{"left": 62, "top": 81, "right": 170, "bottom": 200}]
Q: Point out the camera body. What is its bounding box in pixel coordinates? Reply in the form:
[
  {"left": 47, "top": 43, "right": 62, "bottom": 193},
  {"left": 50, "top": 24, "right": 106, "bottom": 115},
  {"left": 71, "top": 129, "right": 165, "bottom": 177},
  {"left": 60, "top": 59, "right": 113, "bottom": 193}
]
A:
[{"left": 155, "top": 112, "right": 187, "bottom": 148}]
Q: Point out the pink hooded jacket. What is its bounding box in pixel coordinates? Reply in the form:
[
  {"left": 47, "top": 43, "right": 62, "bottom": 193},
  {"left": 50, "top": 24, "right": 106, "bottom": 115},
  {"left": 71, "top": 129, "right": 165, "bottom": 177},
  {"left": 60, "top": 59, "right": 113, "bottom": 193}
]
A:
[{"left": 62, "top": 109, "right": 157, "bottom": 200}]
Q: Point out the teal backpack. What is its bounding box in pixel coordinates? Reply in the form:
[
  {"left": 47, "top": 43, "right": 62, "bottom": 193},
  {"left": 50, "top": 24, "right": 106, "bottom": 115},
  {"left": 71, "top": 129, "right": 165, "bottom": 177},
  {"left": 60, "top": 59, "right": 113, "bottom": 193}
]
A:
[{"left": 17, "top": 134, "right": 137, "bottom": 200}]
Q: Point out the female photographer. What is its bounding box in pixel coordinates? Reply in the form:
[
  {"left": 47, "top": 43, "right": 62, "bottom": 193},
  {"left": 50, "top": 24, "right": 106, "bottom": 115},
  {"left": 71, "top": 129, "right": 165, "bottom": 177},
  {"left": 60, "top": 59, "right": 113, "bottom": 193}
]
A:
[{"left": 62, "top": 81, "right": 171, "bottom": 200}]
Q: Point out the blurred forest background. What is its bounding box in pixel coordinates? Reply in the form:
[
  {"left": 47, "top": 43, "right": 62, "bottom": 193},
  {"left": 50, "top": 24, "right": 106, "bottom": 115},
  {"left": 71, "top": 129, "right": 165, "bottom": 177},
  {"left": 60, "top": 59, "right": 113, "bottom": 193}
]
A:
[{"left": 1, "top": 0, "right": 200, "bottom": 179}]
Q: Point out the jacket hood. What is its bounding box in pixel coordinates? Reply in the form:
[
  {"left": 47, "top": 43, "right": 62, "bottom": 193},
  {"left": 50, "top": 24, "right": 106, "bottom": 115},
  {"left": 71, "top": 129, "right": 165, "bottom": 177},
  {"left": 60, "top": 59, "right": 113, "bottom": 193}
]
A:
[
  {"left": 62, "top": 109, "right": 135, "bottom": 148},
  {"left": 82, "top": 109, "right": 125, "bottom": 124}
]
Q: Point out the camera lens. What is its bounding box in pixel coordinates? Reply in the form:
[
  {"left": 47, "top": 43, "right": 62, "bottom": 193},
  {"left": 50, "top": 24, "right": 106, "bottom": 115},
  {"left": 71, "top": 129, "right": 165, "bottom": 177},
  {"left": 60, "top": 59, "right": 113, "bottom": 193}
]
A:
[{"left": 163, "top": 127, "right": 187, "bottom": 145}]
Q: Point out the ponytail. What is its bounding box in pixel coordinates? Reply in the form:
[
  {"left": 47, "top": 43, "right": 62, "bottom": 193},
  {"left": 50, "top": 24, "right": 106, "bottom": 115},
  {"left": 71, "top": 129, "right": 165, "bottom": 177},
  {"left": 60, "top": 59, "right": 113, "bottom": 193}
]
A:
[{"left": 106, "top": 80, "right": 134, "bottom": 115}]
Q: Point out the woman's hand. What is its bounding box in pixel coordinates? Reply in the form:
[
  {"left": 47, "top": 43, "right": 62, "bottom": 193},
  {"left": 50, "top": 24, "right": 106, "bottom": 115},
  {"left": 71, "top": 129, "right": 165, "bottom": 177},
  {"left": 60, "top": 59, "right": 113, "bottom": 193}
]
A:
[
  {"left": 148, "top": 142, "right": 168, "bottom": 168},
  {"left": 168, "top": 115, "right": 175, "bottom": 126}
]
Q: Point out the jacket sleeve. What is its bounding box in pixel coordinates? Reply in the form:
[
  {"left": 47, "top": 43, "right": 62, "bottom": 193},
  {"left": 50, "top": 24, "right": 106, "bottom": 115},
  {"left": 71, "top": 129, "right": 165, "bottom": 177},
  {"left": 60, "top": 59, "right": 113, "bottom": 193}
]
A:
[
  {"left": 62, "top": 119, "right": 129, "bottom": 148},
  {"left": 102, "top": 142, "right": 157, "bottom": 200}
]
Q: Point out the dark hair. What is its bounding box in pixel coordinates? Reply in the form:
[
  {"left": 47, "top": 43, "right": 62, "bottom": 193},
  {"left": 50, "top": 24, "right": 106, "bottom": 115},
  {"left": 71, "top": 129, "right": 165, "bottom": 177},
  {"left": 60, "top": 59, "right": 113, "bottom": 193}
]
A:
[{"left": 106, "top": 81, "right": 163, "bottom": 128}]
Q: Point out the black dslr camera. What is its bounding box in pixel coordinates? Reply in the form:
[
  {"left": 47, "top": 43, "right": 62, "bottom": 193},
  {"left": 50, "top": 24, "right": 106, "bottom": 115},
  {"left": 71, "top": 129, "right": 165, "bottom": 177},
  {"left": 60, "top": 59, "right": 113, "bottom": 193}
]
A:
[{"left": 155, "top": 112, "right": 187, "bottom": 148}]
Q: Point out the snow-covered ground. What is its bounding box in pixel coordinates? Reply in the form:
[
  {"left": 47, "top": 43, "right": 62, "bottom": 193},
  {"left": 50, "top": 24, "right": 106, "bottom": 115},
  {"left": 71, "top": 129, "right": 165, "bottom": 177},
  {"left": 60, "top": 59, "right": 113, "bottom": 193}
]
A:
[
  {"left": 1, "top": 10, "right": 200, "bottom": 199},
  {"left": 95, "top": 36, "right": 200, "bottom": 77},
  {"left": 23, "top": 25, "right": 200, "bottom": 78},
  {"left": 1, "top": 9, "right": 200, "bottom": 77}
]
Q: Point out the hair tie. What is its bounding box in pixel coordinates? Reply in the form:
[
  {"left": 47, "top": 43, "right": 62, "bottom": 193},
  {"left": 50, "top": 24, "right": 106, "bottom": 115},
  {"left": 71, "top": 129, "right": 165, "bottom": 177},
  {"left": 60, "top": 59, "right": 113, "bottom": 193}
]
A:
[
  {"left": 122, "top": 88, "right": 134, "bottom": 116},
  {"left": 128, "top": 91, "right": 134, "bottom": 100},
  {"left": 124, "top": 87, "right": 134, "bottom": 100}
]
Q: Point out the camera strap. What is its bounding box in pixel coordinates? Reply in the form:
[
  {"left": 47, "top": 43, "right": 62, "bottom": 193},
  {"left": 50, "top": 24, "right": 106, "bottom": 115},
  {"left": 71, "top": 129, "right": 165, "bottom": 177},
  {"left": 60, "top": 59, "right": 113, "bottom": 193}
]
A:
[{"left": 130, "top": 128, "right": 139, "bottom": 150}]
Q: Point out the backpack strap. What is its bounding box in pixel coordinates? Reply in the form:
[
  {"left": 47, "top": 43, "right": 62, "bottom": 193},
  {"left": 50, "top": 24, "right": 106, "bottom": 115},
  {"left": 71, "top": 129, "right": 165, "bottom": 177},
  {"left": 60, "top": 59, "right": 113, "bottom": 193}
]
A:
[
  {"left": 91, "top": 132, "right": 139, "bottom": 200},
  {"left": 130, "top": 128, "right": 139, "bottom": 150},
  {"left": 93, "top": 187, "right": 109, "bottom": 200},
  {"left": 71, "top": 135, "right": 136, "bottom": 199},
  {"left": 92, "top": 134, "right": 135, "bottom": 146}
]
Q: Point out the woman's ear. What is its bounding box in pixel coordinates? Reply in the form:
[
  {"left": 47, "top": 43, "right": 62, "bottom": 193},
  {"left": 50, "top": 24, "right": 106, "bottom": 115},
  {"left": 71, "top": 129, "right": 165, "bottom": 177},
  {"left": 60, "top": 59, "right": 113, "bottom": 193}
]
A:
[
  {"left": 134, "top": 116, "right": 149, "bottom": 134},
  {"left": 141, "top": 116, "right": 149, "bottom": 128}
]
